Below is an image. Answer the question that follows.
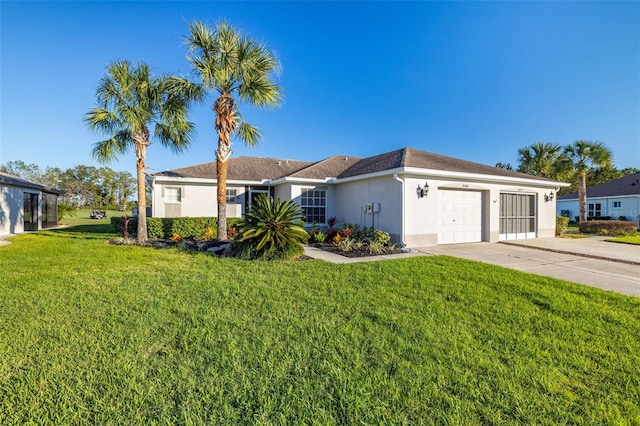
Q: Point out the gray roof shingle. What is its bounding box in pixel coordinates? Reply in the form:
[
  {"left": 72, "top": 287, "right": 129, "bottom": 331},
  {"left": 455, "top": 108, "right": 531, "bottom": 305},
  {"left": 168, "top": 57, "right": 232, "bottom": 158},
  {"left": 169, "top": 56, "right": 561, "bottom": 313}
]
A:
[
  {"left": 155, "top": 156, "right": 312, "bottom": 181},
  {"left": 155, "top": 147, "right": 558, "bottom": 183},
  {"left": 559, "top": 172, "right": 640, "bottom": 199},
  {"left": 338, "top": 148, "right": 555, "bottom": 181}
]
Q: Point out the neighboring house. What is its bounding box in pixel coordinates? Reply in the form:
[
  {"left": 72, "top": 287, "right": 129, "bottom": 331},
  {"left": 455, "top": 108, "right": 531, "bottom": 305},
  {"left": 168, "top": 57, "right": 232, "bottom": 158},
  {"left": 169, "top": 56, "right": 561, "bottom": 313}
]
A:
[
  {"left": 556, "top": 172, "right": 640, "bottom": 222},
  {"left": 0, "top": 172, "right": 62, "bottom": 236},
  {"left": 149, "top": 147, "right": 567, "bottom": 246}
]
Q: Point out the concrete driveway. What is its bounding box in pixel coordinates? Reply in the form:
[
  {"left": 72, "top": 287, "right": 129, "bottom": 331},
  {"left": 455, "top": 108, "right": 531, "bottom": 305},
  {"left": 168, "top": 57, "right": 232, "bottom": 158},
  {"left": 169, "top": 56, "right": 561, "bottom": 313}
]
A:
[{"left": 416, "top": 238, "right": 640, "bottom": 297}]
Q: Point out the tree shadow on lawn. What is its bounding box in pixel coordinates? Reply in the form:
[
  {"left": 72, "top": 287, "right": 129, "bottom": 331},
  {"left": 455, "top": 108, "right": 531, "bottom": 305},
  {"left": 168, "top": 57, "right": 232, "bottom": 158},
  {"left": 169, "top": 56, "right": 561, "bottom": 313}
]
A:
[{"left": 42, "top": 223, "right": 116, "bottom": 239}]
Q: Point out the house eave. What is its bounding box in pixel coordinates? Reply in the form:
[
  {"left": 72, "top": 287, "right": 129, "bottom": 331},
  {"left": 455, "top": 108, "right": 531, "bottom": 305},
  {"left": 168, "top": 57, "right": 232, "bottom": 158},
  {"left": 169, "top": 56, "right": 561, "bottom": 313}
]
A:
[
  {"left": 334, "top": 167, "right": 569, "bottom": 188},
  {"left": 148, "top": 175, "right": 266, "bottom": 185}
]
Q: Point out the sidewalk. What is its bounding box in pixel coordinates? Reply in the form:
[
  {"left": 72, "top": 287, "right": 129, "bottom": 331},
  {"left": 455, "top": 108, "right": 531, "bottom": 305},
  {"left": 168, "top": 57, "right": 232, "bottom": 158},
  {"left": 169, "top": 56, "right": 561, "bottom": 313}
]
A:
[{"left": 500, "top": 236, "right": 640, "bottom": 266}]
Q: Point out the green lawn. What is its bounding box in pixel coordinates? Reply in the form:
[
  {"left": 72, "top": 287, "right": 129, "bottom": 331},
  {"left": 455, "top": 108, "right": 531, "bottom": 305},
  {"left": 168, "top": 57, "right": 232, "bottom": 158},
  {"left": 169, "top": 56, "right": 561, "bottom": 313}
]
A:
[
  {"left": 59, "top": 208, "right": 131, "bottom": 227},
  {"left": 606, "top": 232, "right": 640, "bottom": 245},
  {"left": 1, "top": 225, "right": 639, "bottom": 424}
]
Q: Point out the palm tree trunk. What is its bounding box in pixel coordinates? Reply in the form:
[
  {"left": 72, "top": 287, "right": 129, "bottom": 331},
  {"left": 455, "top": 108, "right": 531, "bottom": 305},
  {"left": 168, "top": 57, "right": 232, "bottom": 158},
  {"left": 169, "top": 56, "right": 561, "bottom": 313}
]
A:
[
  {"left": 134, "top": 134, "right": 149, "bottom": 242},
  {"left": 214, "top": 94, "right": 238, "bottom": 241},
  {"left": 578, "top": 171, "right": 587, "bottom": 223},
  {"left": 217, "top": 159, "right": 228, "bottom": 240}
]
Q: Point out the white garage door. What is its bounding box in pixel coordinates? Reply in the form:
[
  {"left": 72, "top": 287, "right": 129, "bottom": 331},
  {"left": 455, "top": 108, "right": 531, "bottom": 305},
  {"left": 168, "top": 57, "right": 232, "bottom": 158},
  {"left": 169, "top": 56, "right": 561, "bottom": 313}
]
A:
[{"left": 438, "top": 189, "right": 483, "bottom": 244}]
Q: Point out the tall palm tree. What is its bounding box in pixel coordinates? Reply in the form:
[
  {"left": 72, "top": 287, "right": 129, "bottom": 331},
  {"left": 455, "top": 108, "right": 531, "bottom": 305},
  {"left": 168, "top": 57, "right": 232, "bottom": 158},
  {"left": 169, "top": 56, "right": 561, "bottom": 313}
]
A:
[
  {"left": 517, "top": 142, "right": 563, "bottom": 178},
  {"left": 561, "top": 140, "right": 613, "bottom": 223},
  {"left": 85, "top": 60, "right": 202, "bottom": 241},
  {"left": 185, "top": 21, "right": 282, "bottom": 240}
]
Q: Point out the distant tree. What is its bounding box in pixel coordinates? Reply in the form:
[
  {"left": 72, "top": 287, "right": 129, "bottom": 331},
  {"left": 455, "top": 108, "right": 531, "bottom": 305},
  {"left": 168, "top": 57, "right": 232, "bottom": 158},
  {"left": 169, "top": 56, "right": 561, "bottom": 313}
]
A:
[
  {"left": 561, "top": 140, "right": 613, "bottom": 222},
  {"left": 84, "top": 60, "right": 201, "bottom": 241},
  {"left": 185, "top": 21, "right": 282, "bottom": 240},
  {"left": 495, "top": 162, "right": 514, "bottom": 171},
  {"left": 0, "top": 161, "right": 47, "bottom": 184},
  {"left": 517, "top": 142, "right": 564, "bottom": 178}
]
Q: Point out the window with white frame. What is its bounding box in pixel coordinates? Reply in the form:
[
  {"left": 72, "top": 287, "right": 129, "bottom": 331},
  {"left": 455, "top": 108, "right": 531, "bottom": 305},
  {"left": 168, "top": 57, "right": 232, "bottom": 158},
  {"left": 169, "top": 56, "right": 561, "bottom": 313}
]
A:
[
  {"left": 588, "top": 203, "right": 601, "bottom": 217},
  {"left": 165, "top": 187, "right": 181, "bottom": 203},
  {"left": 300, "top": 187, "right": 326, "bottom": 224},
  {"left": 226, "top": 189, "right": 238, "bottom": 203},
  {"left": 613, "top": 201, "right": 621, "bottom": 209}
]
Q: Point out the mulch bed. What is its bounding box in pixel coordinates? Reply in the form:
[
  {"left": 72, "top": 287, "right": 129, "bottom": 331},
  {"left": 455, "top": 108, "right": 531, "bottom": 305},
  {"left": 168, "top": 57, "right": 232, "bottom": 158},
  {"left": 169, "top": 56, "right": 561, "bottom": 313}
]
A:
[{"left": 310, "top": 243, "right": 403, "bottom": 258}]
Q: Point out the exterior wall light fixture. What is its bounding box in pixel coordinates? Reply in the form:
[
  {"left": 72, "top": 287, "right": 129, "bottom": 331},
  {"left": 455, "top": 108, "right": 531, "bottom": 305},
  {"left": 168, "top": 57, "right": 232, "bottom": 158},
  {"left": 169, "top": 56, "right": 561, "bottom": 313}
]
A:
[
  {"left": 417, "top": 182, "right": 430, "bottom": 198},
  {"left": 544, "top": 191, "right": 554, "bottom": 202}
]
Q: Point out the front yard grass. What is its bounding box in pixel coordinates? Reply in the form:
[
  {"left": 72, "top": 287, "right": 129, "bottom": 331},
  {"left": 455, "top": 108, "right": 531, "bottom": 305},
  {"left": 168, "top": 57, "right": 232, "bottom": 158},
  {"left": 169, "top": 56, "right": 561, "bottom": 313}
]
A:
[
  {"left": 606, "top": 231, "right": 640, "bottom": 245},
  {"left": 1, "top": 226, "right": 639, "bottom": 424}
]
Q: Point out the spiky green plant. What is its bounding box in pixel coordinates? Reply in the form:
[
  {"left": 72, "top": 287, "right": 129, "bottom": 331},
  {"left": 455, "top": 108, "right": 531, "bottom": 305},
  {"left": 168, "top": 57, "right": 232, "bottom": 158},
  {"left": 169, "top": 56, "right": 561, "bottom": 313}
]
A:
[{"left": 229, "top": 195, "right": 308, "bottom": 260}]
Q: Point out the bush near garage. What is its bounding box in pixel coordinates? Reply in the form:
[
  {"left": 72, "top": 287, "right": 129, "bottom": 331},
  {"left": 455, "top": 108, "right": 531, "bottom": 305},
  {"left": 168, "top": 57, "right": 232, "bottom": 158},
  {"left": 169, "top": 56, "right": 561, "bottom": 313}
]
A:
[
  {"left": 556, "top": 216, "right": 569, "bottom": 236},
  {"left": 578, "top": 220, "right": 637, "bottom": 236}
]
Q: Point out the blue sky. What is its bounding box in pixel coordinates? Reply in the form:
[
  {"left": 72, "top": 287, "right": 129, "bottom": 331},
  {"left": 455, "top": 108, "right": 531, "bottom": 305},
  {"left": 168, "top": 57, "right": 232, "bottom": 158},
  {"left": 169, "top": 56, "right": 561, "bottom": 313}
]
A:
[{"left": 1, "top": 1, "right": 639, "bottom": 177}]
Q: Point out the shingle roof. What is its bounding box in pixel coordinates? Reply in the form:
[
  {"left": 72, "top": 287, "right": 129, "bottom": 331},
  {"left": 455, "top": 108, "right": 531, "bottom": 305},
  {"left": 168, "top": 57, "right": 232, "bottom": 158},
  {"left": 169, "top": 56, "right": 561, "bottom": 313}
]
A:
[
  {"left": 0, "top": 172, "right": 62, "bottom": 194},
  {"left": 155, "top": 147, "right": 558, "bottom": 183},
  {"left": 338, "top": 147, "right": 555, "bottom": 181},
  {"left": 559, "top": 172, "right": 640, "bottom": 199},
  {"left": 155, "top": 156, "right": 312, "bottom": 181},
  {"left": 288, "top": 155, "right": 362, "bottom": 179}
]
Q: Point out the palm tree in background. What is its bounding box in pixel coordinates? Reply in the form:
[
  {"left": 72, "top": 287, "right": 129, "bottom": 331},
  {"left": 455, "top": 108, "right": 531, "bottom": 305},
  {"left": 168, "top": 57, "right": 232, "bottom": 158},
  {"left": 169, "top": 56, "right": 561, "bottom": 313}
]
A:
[
  {"left": 185, "top": 21, "right": 282, "bottom": 240},
  {"left": 517, "top": 142, "right": 564, "bottom": 178},
  {"left": 85, "top": 60, "right": 202, "bottom": 241},
  {"left": 561, "top": 140, "right": 613, "bottom": 223}
]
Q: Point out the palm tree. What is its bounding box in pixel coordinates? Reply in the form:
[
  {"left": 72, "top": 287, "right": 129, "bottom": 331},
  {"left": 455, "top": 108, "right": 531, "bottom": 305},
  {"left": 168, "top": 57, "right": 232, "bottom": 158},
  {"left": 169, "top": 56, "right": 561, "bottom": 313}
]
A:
[
  {"left": 185, "top": 21, "right": 282, "bottom": 240},
  {"left": 517, "top": 142, "right": 563, "bottom": 178},
  {"left": 84, "top": 60, "right": 202, "bottom": 241},
  {"left": 561, "top": 140, "right": 613, "bottom": 223}
]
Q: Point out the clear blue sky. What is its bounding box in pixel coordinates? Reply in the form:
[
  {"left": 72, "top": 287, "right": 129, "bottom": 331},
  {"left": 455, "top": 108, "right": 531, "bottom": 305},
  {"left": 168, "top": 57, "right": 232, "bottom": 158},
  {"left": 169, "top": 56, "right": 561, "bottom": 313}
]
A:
[{"left": 1, "top": 1, "right": 639, "bottom": 177}]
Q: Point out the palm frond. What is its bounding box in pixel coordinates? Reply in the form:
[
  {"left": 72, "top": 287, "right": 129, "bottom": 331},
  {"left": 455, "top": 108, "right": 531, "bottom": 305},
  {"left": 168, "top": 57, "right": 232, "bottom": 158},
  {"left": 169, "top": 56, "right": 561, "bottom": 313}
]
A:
[
  {"left": 91, "top": 132, "right": 132, "bottom": 163},
  {"left": 236, "top": 122, "right": 262, "bottom": 147}
]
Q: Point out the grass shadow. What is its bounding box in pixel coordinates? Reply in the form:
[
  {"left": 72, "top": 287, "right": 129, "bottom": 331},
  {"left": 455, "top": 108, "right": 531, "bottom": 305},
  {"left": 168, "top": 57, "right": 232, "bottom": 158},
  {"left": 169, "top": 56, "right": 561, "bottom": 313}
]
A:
[{"left": 42, "top": 223, "right": 117, "bottom": 239}]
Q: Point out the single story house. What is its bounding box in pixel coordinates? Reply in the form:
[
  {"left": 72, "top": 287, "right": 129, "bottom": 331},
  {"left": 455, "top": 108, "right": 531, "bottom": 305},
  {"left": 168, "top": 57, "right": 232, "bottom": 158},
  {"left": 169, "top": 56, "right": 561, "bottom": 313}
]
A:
[
  {"left": 148, "top": 147, "right": 567, "bottom": 246},
  {"left": 556, "top": 172, "right": 640, "bottom": 222},
  {"left": 0, "top": 172, "right": 62, "bottom": 236}
]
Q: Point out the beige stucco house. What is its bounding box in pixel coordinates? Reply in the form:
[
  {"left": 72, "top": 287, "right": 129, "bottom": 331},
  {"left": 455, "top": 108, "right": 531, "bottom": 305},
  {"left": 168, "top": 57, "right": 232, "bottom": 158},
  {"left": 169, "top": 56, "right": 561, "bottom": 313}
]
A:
[{"left": 148, "top": 147, "right": 567, "bottom": 246}]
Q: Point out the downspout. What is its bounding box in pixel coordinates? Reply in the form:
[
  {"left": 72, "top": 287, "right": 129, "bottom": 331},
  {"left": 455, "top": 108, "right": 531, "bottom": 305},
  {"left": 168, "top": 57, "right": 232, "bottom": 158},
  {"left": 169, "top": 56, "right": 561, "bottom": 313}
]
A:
[{"left": 393, "top": 173, "right": 405, "bottom": 246}]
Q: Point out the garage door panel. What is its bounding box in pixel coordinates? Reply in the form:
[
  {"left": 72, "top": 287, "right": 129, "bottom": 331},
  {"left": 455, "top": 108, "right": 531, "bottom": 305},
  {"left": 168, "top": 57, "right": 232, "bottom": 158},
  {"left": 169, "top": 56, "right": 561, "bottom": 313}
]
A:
[{"left": 437, "top": 190, "right": 483, "bottom": 244}]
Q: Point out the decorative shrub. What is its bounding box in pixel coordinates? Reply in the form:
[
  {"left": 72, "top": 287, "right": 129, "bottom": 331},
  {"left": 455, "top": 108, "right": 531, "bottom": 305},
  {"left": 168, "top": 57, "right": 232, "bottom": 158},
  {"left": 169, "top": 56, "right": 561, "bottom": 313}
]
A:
[
  {"left": 111, "top": 216, "right": 243, "bottom": 240},
  {"left": 147, "top": 218, "right": 164, "bottom": 239},
  {"left": 201, "top": 226, "right": 216, "bottom": 241},
  {"left": 111, "top": 216, "right": 137, "bottom": 237},
  {"left": 327, "top": 216, "right": 338, "bottom": 229},
  {"left": 227, "top": 227, "right": 237, "bottom": 240},
  {"left": 578, "top": 220, "right": 637, "bottom": 236},
  {"left": 618, "top": 216, "right": 627, "bottom": 221},
  {"left": 587, "top": 216, "right": 612, "bottom": 221},
  {"left": 556, "top": 216, "right": 569, "bottom": 236},
  {"left": 228, "top": 195, "right": 309, "bottom": 260},
  {"left": 170, "top": 233, "right": 184, "bottom": 242}
]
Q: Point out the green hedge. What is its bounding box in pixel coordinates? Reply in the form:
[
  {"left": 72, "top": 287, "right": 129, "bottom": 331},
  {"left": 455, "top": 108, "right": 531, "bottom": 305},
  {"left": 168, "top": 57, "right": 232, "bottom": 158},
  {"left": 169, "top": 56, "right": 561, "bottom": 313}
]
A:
[
  {"left": 110, "top": 217, "right": 243, "bottom": 239},
  {"left": 556, "top": 216, "right": 569, "bottom": 236},
  {"left": 578, "top": 220, "right": 637, "bottom": 236}
]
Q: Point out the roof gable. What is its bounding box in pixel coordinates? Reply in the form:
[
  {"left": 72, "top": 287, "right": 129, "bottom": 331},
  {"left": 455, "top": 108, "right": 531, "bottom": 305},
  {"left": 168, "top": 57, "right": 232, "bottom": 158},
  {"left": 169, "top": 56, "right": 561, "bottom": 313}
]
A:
[
  {"left": 559, "top": 172, "right": 640, "bottom": 199},
  {"left": 288, "top": 155, "right": 362, "bottom": 179}
]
